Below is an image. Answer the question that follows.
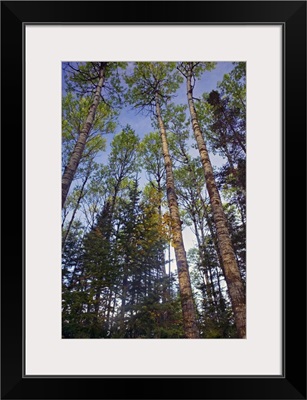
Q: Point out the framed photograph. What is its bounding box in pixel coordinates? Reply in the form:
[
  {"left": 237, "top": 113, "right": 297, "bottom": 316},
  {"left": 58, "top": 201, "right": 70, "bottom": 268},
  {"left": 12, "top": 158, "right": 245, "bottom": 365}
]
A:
[{"left": 1, "top": 1, "right": 306, "bottom": 399}]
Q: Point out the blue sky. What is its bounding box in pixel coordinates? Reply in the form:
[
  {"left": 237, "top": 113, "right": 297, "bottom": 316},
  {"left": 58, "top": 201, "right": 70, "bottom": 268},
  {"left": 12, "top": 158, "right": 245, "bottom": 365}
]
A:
[
  {"left": 100, "top": 62, "right": 236, "bottom": 265},
  {"left": 62, "top": 61, "right": 235, "bottom": 160},
  {"left": 115, "top": 62, "right": 234, "bottom": 135},
  {"left": 104, "top": 62, "right": 234, "bottom": 164},
  {"left": 63, "top": 61, "right": 237, "bottom": 267}
]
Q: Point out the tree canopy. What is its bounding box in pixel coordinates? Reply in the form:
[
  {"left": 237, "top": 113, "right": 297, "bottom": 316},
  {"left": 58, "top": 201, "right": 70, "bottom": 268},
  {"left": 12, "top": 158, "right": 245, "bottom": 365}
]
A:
[{"left": 62, "top": 61, "right": 246, "bottom": 339}]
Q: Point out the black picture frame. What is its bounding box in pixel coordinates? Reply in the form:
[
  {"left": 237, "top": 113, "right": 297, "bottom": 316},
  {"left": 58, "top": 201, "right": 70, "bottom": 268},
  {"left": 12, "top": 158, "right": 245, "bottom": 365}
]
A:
[{"left": 1, "top": 1, "right": 306, "bottom": 399}]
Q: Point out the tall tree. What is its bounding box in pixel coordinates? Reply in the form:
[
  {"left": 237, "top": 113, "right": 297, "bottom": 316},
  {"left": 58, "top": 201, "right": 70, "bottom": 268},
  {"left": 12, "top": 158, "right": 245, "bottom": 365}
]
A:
[
  {"left": 62, "top": 62, "right": 108, "bottom": 207},
  {"left": 62, "top": 62, "right": 126, "bottom": 208},
  {"left": 125, "top": 62, "right": 199, "bottom": 338},
  {"left": 166, "top": 109, "right": 234, "bottom": 337},
  {"left": 139, "top": 132, "right": 167, "bottom": 282},
  {"left": 62, "top": 162, "right": 92, "bottom": 250},
  {"left": 178, "top": 62, "right": 246, "bottom": 338}
]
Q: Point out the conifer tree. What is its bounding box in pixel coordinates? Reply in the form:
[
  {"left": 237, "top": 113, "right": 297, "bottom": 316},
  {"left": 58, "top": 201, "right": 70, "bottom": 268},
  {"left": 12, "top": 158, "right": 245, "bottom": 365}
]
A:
[
  {"left": 178, "top": 62, "right": 246, "bottom": 338},
  {"left": 125, "top": 62, "right": 199, "bottom": 338}
]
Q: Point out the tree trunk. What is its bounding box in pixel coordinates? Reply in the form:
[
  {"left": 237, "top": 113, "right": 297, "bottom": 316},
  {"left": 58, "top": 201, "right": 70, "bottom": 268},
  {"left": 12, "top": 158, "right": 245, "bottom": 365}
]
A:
[
  {"left": 62, "top": 62, "right": 107, "bottom": 208},
  {"left": 106, "top": 288, "right": 113, "bottom": 332},
  {"left": 156, "top": 179, "right": 169, "bottom": 302},
  {"left": 62, "top": 169, "right": 90, "bottom": 249},
  {"left": 192, "top": 217, "right": 213, "bottom": 302},
  {"left": 120, "top": 272, "right": 128, "bottom": 335},
  {"left": 168, "top": 243, "right": 172, "bottom": 298},
  {"left": 186, "top": 71, "right": 246, "bottom": 338},
  {"left": 155, "top": 93, "right": 199, "bottom": 338}
]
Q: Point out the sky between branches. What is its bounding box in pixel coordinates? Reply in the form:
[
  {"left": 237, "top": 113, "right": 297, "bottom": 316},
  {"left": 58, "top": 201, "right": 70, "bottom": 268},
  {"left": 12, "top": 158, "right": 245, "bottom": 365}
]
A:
[
  {"left": 108, "top": 61, "right": 234, "bottom": 159},
  {"left": 112, "top": 62, "right": 235, "bottom": 261},
  {"left": 63, "top": 61, "right": 237, "bottom": 271}
]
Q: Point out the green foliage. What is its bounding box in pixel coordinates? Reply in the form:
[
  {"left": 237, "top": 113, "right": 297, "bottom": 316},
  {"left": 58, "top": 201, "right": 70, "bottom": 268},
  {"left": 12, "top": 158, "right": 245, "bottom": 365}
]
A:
[
  {"left": 63, "top": 62, "right": 127, "bottom": 106},
  {"left": 218, "top": 62, "right": 246, "bottom": 113},
  {"left": 177, "top": 62, "right": 216, "bottom": 80},
  {"left": 62, "top": 90, "right": 114, "bottom": 179},
  {"left": 62, "top": 61, "right": 246, "bottom": 339},
  {"left": 124, "top": 295, "right": 184, "bottom": 338},
  {"left": 106, "top": 126, "right": 141, "bottom": 202},
  {"left": 62, "top": 166, "right": 172, "bottom": 338},
  {"left": 124, "top": 62, "right": 183, "bottom": 117},
  {"left": 188, "top": 247, "right": 236, "bottom": 338},
  {"left": 139, "top": 132, "right": 166, "bottom": 194}
]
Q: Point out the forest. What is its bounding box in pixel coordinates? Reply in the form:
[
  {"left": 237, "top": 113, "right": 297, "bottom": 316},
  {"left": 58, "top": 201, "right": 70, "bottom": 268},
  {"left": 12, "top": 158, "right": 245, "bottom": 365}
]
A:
[{"left": 62, "top": 62, "right": 246, "bottom": 339}]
